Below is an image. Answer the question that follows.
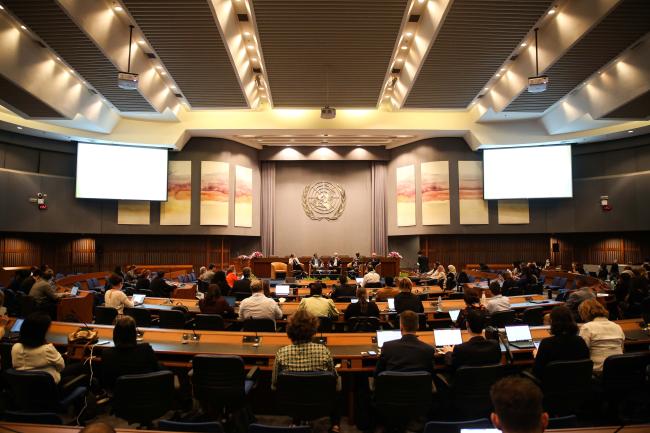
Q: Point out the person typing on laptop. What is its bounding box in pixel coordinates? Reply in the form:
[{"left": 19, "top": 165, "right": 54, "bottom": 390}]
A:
[
  {"left": 104, "top": 274, "right": 134, "bottom": 315},
  {"left": 441, "top": 309, "right": 501, "bottom": 370}
]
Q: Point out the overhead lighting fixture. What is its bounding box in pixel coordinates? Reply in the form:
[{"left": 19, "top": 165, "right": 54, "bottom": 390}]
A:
[
  {"left": 156, "top": 65, "right": 163, "bottom": 70},
  {"left": 500, "top": 68, "right": 506, "bottom": 72},
  {"left": 251, "top": 57, "right": 258, "bottom": 62},
  {"left": 484, "top": 87, "right": 489, "bottom": 91},
  {"left": 20, "top": 25, "right": 26, "bottom": 30},
  {"left": 243, "top": 31, "right": 251, "bottom": 37},
  {"left": 627, "top": 130, "right": 634, "bottom": 133},
  {"left": 495, "top": 73, "right": 501, "bottom": 77},
  {"left": 418, "top": 0, "right": 426, "bottom": 3},
  {"left": 547, "top": 6, "right": 557, "bottom": 15},
  {"left": 247, "top": 44, "right": 254, "bottom": 50},
  {"left": 17, "top": 126, "right": 23, "bottom": 130},
  {"left": 400, "top": 45, "right": 408, "bottom": 50},
  {"left": 161, "top": 71, "right": 167, "bottom": 75},
  {"left": 520, "top": 42, "right": 527, "bottom": 47},
  {"left": 117, "top": 25, "right": 139, "bottom": 90},
  {"left": 405, "top": 32, "right": 413, "bottom": 38},
  {"left": 396, "top": 57, "right": 404, "bottom": 62},
  {"left": 113, "top": 5, "right": 123, "bottom": 12},
  {"left": 55, "top": 56, "right": 61, "bottom": 61},
  {"left": 137, "top": 39, "right": 146, "bottom": 45},
  {"left": 0, "top": 5, "right": 4, "bottom": 10},
  {"left": 171, "top": 85, "right": 177, "bottom": 90}
]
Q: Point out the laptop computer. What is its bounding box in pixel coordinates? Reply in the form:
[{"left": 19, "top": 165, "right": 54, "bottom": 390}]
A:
[
  {"left": 387, "top": 298, "right": 396, "bottom": 312},
  {"left": 5, "top": 318, "right": 24, "bottom": 341},
  {"left": 350, "top": 298, "right": 359, "bottom": 304},
  {"left": 433, "top": 329, "right": 463, "bottom": 347},
  {"left": 132, "top": 294, "right": 146, "bottom": 306},
  {"left": 70, "top": 286, "right": 79, "bottom": 297},
  {"left": 448, "top": 309, "right": 460, "bottom": 323},
  {"left": 505, "top": 325, "right": 536, "bottom": 349},
  {"left": 275, "top": 285, "right": 290, "bottom": 296},
  {"left": 376, "top": 330, "right": 402, "bottom": 348},
  {"left": 355, "top": 277, "right": 364, "bottom": 285},
  {"left": 224, "top": 296, "right": 236, "bottom": 307}
]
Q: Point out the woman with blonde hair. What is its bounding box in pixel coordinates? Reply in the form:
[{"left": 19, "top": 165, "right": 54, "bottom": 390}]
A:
[{"left": 578, "top": 298, "right": 624, "bottom": 372}]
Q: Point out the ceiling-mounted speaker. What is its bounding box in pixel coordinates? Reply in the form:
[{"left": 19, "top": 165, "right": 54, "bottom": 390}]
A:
[{"left": 552, "top": 243, "right": 560, "bottom": 253}]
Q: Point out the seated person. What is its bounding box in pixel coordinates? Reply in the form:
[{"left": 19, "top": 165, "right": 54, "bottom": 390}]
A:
[
  {"left": 288, "top": 254, "right": 304, "bottom": 277},
  {"left": 367, "top": 252, "right": 380, "bottom": 270},
  {"left": 578, "top": 299, "right": 624, "bottom": 373},
  {"left": 101, "top": 316, "right": 163, "bottom": 390},
  {"left": 374, "top": 276, "right": 400, "bottom": 302},
  {"left": 20, "top": 267, "right": 38, "bottom": 294},
  {"left": 442, "top": 309, "right": 501, "bottom": 370},
  {"left": 225, "top": 265, "right": 238, "bottom": 289},
  {"left": 298, "top": 282, "right": 339, "bottom": 319},
  {"left": 490, "top": 376, "right": 549, "bottom": 433},
  {"left": 125, "top": 265, "right": 138, "bottom": 282},
  {"left": 135, "top": 269, "right": 151, "bottom": 292},
  {"left": 344, "top": 287, "right": 380, "bottom": 321},
  {"left": 486, "top": 281, "right": 511, "bottom": 314},
  {"left": 361, "top": 265, "right": 381, "bottom": 288},
  {"left": 199, "top": 284, "right": 236, "bottom": 318},
  {"left": 566, "top": 276, "right": 596, "bottom": 320},
  {"left": 394, "top": 277, "right": 424, "bottom": 314},
  {"left": 330, "top": 275, "right": 357, "bottom": 300},
  {"left": 149, "top": 272, "right": 175, "bottom": 298},
  {"left": 210, "top": 270, "right": 230, "bottom": 295},
  {"left": 200, "top": 263, "right": 216, "bottom": 283},
  {"left": 104, "top": 273, "right": 134, "bottom": 315},
  {"left": 238, "top": 279, "right": 283, "bottom": 324},
  {"left": 455, "top": 292, "right": 487, "bottom": 330},
  {"left": 348, "top": 252, "right": 362, "bottom": 277},
  {"left": 272, "top": 309, "right": 340, "bottom": 432},
  {"left": 328, "top": 252, "right": 341, "bottom": 270},
  {"left": 533, "top": 305, "right": 589, "bottom": 378},
  {"left": 28, "top": 269, "right": 68, "bottom": 313},
  {"left": 11, "top": 312, "right": 65, "bottom": 384},
  {"left": 501, "top": 270, "right": 517, "bottom": 296},
  {"left": 232, "top": 267, "right": 253, "bottom": 297},
  {"left": 426, "top": 265, "right": 446, "bottom": 283},
  {"left": 309, "top": 253, "right": 322, "bottom": 271},
  {"left": 375, "top": 310, "right": 435, "bottom": 375}
]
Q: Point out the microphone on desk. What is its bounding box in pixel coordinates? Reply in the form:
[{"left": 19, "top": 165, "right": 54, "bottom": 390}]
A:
[{"left": 191, "top": 322, "right": 200, "bottom": 341}]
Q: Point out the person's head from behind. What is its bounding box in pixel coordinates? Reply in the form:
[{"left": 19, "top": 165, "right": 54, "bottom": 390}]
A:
[
  {"left": 549, "top": 305, "right": 578, "bottom": 336},
  {"left": 490, "top": 280, "right": 502, "bottom": 296},
  {"left": 464, "top": 292, "right": 480, "bottom": 307},
  {"left": 108, "top": 273, "right": 123, "bottom": 290},
  {"left": 113, "top": 316, "right": 138, "bottom": 348},
  {"left": 113, "top": 266, "right": 123, "bottom": 274},
  {"left": 227, "top": 265, "right": 235, "bottom": 273},
  {"left": 447, "top": 264, "right": 456, "bottom": 274},
  {"left": 251, "top": 279, "right": 263, "bottom": 294},
  {"left": 398, "top": 277, "right": 413, "bottom": 293},
  {"left": 208, "top": 263, "right": 215, "bottom": 270},
  {"left": 578, "top": 298, "right": 608, "bottom": 323},
  {"left": 80, "top": 422, "right": 116, "bottom": 433},
  {"left": 437, "top": 265, "right": 445, "bottom": 273},
  {"left": 490, "top": 377, "right": 548, "bottom": 433},
  {"left": 199, "top": 266, "right": 207, "bottom": 274},
  {"left": 356, "top": 286, "right": 368, "bottom": 301},
  {"left": 399, "top": 310, "right": 418, "bottom": 335},
  {"left": 339, "top": 274, "right": 348, "bottom": 285},
  {"left": 287, "top": 309, "right": 318, "bottom": 344},
  {"left": 384, "top": 276, "right": 394, "bottom": 287},
  {"left": 355, "top": 252, "right": 360, "bottom": 258},
  {"left": 213, "top": 270, "right": 226, "bottom": 284},
  {"left": 466, "top": 308, "right": 486, "bottom": 334},
  {"left": 310, "top": 281, "right": 323, "bottom": 296},
  {"left": 206, "top": 284, "right": 222, "bottom": 300},
  {"left": 157, "top": 271, "right": 165, "bottom": 279},
  {"left": 242, "top": 267, "right": 251, "bottom": 278},
  {"left": 19, "top": 312, "right": 52, "bottom": 348}
]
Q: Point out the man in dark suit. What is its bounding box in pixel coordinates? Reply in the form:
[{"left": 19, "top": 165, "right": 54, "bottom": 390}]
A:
[
  {"left": 442, "top": 309, "right": 501, "bottom": 370},
  {"left": 232, "top": 266, "right": 252, "bottom": 298},
  {"left": 149, "top": 272, "right": 175, "bottom": 298},
  {"left": 394, "top": 277, "right": 424, "bottom": 314},
  {"left": 375, "top": 310, "right": 435, "bottom": 375},
  {"left": 417, "top": 251, "right": 429, "bottom": 274}
]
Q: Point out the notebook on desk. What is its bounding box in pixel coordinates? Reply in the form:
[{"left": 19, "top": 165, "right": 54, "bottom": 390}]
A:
[{"left": 505, "top": 325, "right": 536, "bottom": 349}]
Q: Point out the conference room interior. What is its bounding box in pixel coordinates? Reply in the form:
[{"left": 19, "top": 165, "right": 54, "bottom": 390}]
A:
[{"left": 1, "top": 0, "right": 650, "bottom": 432}]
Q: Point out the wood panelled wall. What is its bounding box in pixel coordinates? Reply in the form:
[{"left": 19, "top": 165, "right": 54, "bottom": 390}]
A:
[{"left": 420, "top": 232, "right": 650, "bottom": 269}]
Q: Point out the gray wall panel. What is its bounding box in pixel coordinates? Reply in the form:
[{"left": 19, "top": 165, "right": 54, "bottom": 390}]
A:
[
  {"left": 4, "top": 145, "right": 39, "bottom": 172},
  {"left": 39, "top": 151, "right": 75, "bottom": 177}
]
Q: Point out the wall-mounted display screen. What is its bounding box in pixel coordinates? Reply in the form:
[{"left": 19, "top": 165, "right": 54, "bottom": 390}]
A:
[
  {"left": 483, "top": 145, "right": 572, "bottom": 199},
  {"left": 75, "top": 142, "right": 168, "bottom": 200}
]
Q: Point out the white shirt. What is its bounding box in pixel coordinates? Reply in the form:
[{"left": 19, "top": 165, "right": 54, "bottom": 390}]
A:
[
  {"left": 104, "top": 289, "right": 134, "bottom": 314},
  {"left": 579, "top": 317, "right": 625, "bottom": 372},
  {"left": 238, "top": 292, "right": 283, "bottom": 323},
  {"left": 362, "top": 271, "right": 381, "bottom": 287},
  {"left": 12, "top": 343, "right": 65, "bottom": 384},
  {"left": 486, "top": 294, "right": 511, "bottom": 314}
]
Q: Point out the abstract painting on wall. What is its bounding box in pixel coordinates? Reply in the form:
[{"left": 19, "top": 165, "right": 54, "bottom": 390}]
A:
[
  {"left": 160, "top": 160, "right": 192, "bottom": 225},
  {"left": 396, "top": 164, "right": 416, "bottom": 227},
  {"left": 458, "top": 161, "right": 489, "bottom": 225},
  {"left": 117, "top": 201, "right": 150, "bottom": 225},
  {"left": 200, "top": 161, "right": 229, "bottom": 225},
  {"left": 498, "top": 199, "right": 530, "bottom": 224},
  {"left": 235, "top": 165, "right": 253, "bottom": 228},
  {"left": 421, "top": 161, "right": 450, "bottom": 225}
]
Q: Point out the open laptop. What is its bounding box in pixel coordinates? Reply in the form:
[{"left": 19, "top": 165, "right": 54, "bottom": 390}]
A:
[
  {"left": 448, "top": 309, "right": 460, "bottom": 323},
  {"left": 505, "top": 325, "right": 536, "bottom": 349},
  {"left": 5, "top": 318, "right": 24, "bottom": 340},
  {"left": 376, "top": 330, "right": 402, "bottom": 348},
  {"left": 224, "top": 296, "right": 236, "bottom": 307},
  {"left": 275, "top": 285, "right": 291, "bottom": 296},
  {"left": 132, "top": 294, "right": 146, "bottom": 306},
  {"left": 433, "top": 329, "right": 463, "bottom": 347},
  {"left": 355, "top": 277, "right": 364, "bottom": 285},
  {"left": 350, "top": 298, "right": 359, "bottom": 304},
  {"left": 387, "top": 298, "right": 396, "bottom": 312}
]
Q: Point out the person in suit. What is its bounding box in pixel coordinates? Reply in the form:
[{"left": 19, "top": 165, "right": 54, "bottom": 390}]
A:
[
  {"left": 135, "top": 269, "right": 151, "bottom": 292},
  {"left": 455, "top": 293, "right": 487, "bottom": 330},
  {"left": 532, "top": 305, "right": 590, "bottom": 378},
  {"left": 232, "top": 267, "right": 253, "bottom": 298},
  {"left": 149, "top": 272, "right": 175, "bottom": 298},
  {"left": 199, "top": 284, "right": 235, "bottom": 318},
  {"left": 344, "top": 287, "right": 380, "bottom": 321},
  {"left": 375, "top": 310, "right": 435, "bottom": 375},
  {"left": 490, "top": 377, "right": 549, "bottom": 433},
  {"left": 417, "top": 251, "right": 429, "bottom": 274},
  {"left": 367, "top": 252, "right": 380, "bottom": 270},
  {"left": 331, "top": 275, "right": 357, "bottom": 300},
  {"left": 442, "top": 309, "right": 501, "bottom": 370},
  {"left": 349, "top": 252, "right": 362, "bottom": 278},
  {"left": 328, "top": 252, "right": 341, "bottom": 270},
  {"left": 101, "top": 316, "right": 163, "bottom": 390},
  {"left": 288, "top": 254, "right": 304, "bottom": 278},
  {"left": 394, "top": 277, "right": 424, "bottom": 314},
  {"left": 310, "top": 253, "right": 322, "bottom": 270}
]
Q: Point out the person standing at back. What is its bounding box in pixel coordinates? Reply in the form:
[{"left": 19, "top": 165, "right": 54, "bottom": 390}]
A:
[
  {"left": 490, "top": 377, "right": 549, "bottom": 433},
  {"left": 417, "top": 251, "right": 429, "bottom": 274},
  {"left": 394, "top": 277, "right": 424, "bottom": 314}
]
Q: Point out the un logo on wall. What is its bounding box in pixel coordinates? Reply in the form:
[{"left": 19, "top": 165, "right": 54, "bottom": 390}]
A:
[{"left": 302, "top": 181, "right": 346, "bottom": 221}]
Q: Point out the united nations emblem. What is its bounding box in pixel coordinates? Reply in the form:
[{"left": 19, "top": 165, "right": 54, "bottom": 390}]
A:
[{"left": 302, "top": 181, "right": 346, "bottom": 221}]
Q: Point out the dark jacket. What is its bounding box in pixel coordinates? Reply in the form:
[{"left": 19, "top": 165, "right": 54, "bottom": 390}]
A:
[
  {"left": 375, "top": 334, "right": 435, "bottom": 376},
  {"left": 135, "top": 277, "right": 151, "bottom": 293},
  {"left": 101, "top": 343, "right": 162, "bottom": 390},
  {"left": 445, "top": 336, "right": 501, "bottom": 371},
  {"left": 417, "top": 255, "right": 429, "bottom": 274},
  {"left": 532, "top": 334, "right": 590, "bottom": 378},
  {"left": 331, "top": 284, "right": 357, "bottom": 300},
  {"left": 344, "top": 301, "right": 380, "bottom": 321},
  {"left": 232, "top": 278, "right": 252, "bottom": 295},
  {"left": 150, "top": 277, "right": 174, "bottom": 298},
  {"left": 395, "top": 292, "right": 424, "bottom": 314},
  {"left": 199, "top": 296, "right": 235, "bottom": 318}
]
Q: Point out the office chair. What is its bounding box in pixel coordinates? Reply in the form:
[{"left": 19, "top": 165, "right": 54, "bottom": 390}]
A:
[
  {"left": 276, "top": 371, "right": 336, "bottom": 422},
  {"left": 365, "top": 282, "right": 383, "bottom": 289},
  {"left": 521, "top": 307, "right": 544, "bottom": 326},
  {"left": 113, "top": 371, "right": 175, "bottom": 426},
  {"left": 447, "top": 364, "right": 505, "bottom": 419},
  {"left": 375, "top": 371, "right": 432, "bottom": 430},
  {"left": 524, "top": 283, "right": 544, "bottom": 295},
  {"left": 158, "top": 309, "right": 190, "bottom": 329},
  {"left": 18, "top": 294, "right": 36, "bottom": 317},
  {"left": 488, "top": 310, "right": 517, "bottom": 328},
  {"left": 2, "top": 410, "right": 63, "bottom": 425},
  {"left": 423, "top": 418, "right": 492, "bottom": 433},
  {"left": 540, "top": 359, "right": 593, "bottom": 416},
  {"left": 124, "top": 307, "right": 155, "bottom": 327},
  {"left": 249, "top": 424, "right": 311, "bottom": 433},
  {"left": 158, "top": 420, "right": 224, "bottom": 432},
  {"left": 195, "top": 314, "right": 225, "bottom": 331},
  {"left": 94, "top": 306, "right": 118, "bottom": 325},
  {"left": 4, "top": 369, "right": 87, "bottom": 414},
  {"left": 602, "top": 352, "right": 650, "bottom": 423},
  {"left": 242, "top": 318, "right": 276, "bottom": 332},
  {"left": 317, "top": 316, "right": 334, "bottom": 333},
  {"left": 190, "top": 355, "right": 256, "bottom": 417},
  {"left": 348, "top": 316, "right": 380, "bottom": 332}
]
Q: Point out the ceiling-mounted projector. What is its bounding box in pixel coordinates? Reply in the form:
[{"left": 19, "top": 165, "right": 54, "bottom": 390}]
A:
[
  {"left": 527, "top": 75, "right": 548, "bottom": 93},
  {"left": 321, "top": 105, "right": 336, "bottom": 120},
  {"left": 118, "top": 72, "right": 139, "bottom": 90}
]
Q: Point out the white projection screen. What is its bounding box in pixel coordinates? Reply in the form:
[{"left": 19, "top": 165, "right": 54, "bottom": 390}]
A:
[
  {"left": 483, "top": 145, "right": 573, "bottom": 199},
  {"left": 76, "top": 142, "right": 169, "bottom": 200}
]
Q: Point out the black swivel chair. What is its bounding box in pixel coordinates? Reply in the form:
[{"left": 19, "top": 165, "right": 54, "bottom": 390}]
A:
[
  {"left": 521, "top": 307, "right": 544, "bottom": 326},
  {"left": 317, "top": 317, "right": 334, "bottom": 333},
  {"left": 158, "top": 310, "right": 190, "bottom": 329},
  {"left": 602, "top": 352, "right": 650, "bottom": 423},
  {"left": 242, "top": 318, "right": 276, "bottom": 332},
  {"left": 276, "top": 371, "right": 337, "bottom": 423},
  {"left": 195, "top": 314, "right": 225, "bottom": 331},
  {"left": 488, "top": 310, "right": 517, "bottom": 328},
  {"left": 124, "top": 307, "right": 155, "bottom": 327},
  {"left": 540, "top": 359, "right": 593, "bottom": 417},
  {"left": 94, "top": 306, "right": 118, "bottom": 325},
  {"left": 4, "top": 369, "right": 87, "bottom": 414},
  {"left": 375, "top": 371, "right": 432, "bottom": 430},
  {"left": 424, "top": 419, "right": 492, "bottom": 433},
  {"left": 447, "top": 364, "right": 505, "bottom": 419},
  {"left": 158, "top": 420, "right": 224, "bottom": 432},
  {"left": 113, "top": 371, "right": 175, "bottom": 426},
  {"left": 348, "top": 316, "right": 380, "bottom": 332}
]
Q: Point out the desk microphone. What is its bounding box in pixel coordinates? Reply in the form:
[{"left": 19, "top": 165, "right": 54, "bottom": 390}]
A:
[
  {"left": 253, "top": 331, "right": 260, "bottom": 347},
  {"left": 191, "top": 322, "right": 200, "bottom": 341},
  {"left": 71, "top": 310, "right": 93, "bottom": 331}
]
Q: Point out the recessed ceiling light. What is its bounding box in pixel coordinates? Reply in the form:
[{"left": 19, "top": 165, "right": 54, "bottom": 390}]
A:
[
  {"left": 418, "top": 0, "right": 426, "bottom": 3},
  {"left": 251, "top": 57, "right": 258, "bottom": 62},
  {"left": 137, "top": 40, "right": 146, "bottom": 45},
  {"left": 17, "top": 126, "right": 23, "bottom": 130},
  {"left": 396, "top": 58, "right": 404, "bottom": 62},
  {"left": 156, "top": 65, "right": 163, "bottom": 70},
  {"left": 243, "top": 31, "right": 251, "bottom": 37},
  {"left": 20, "top": 25, "right": 27, "bottom": 30},
  {"left": 547, "top": 6, "right": 557, "bottom": 15},
  {"left": 171, "top": 85, "right": 176, "bottom": 90},
  {"left": 161, "top": 71, "right": 167, "bottom": 75},
  {"left": 247, "top": 44, "right": 254, "bottom": 50},
  {"left": 384, "top": 95, "right": 391, "bottom": 99},
  {"left": 496, "top": 73, "right": 501, "bottom": 77},
  {"left": 627, "top": 130, "right": 634, "bottom": 133},
  {"left": 405, "top": 32, "right": 413, "bottom": 38},
  {"left": 484, "top": 87, "right": 489, "bottom": 91},
  {"left": 261, "top": 95, "right": 267, "bottom": 99},
  {"left": 400, "top": 45, "right": 408, "bottom": 50},
  {"left": 520, "top": 42, "right": 527, "bottom": 47},
  {"left": 114, "top": 6, "right": 123, "bottom": 12},
  {"left": 387, "top": 87, "right": 393, "bottom": 91},
  {"left": 0, "top": 5, "right": 4, "bottom": 10},
  {"left": 500, "top": 67, "right": 506, "bottom": 72},
  {"left": 55, "top": 56, "right": 60, "bottom": 61}
]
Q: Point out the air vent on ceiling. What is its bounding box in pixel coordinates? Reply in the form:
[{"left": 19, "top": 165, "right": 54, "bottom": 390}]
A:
[
  {"left": 408, "top": 15, "right": 420, "bottom": 22},
  {"left": 237, "top": 14, "right": 249, "bottom": 22}
]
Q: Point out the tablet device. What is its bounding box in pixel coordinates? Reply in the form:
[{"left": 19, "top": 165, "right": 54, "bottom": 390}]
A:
[
  {"left": 10, "top": 318, "right": 24, "bottom": 334},
  {"left": 224, "top": 296, "right": 236, "bottom": 307},
  {"left": 448, "top": 309, "right": 460, "bottom": 322},
  {"left": 376, "top": 330, "right": 402, "bottom": 348},
  {"left": 387, "top": 298, "right": 396, "bottom": 311},
  {"left": 70, "top": 286, "right": 79, "bottom": 296},
  {"left": 275, "top": 285, "right": 290, "bottom": 296},
  {"left": 433, "top": 329, "right": 463, "bottom": 347},
  {"left": 132, "top": 294, "right": 146, "bottom": 305}
]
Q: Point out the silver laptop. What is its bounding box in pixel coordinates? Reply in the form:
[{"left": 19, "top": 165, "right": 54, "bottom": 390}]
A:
[
  {"left": 387, "top": 297, "right": 396, "bottom": 312},
  {"left": 448, "top": 309, "right": 460, "bottom": 323},
  {"left": 132, "top": 294, "right": 146, "bottom": 305},
  {"left": 376, "top": 330, "right": 402, "bottom": 348},
  {"left": 505, "top": 325, "right": 535, "bottom": 349},
  {"left": 433, "top": 329, "right": 463, "bottom": 347},
  {"left": 275, "top": 285, "right": 290, "bottom": 296}
]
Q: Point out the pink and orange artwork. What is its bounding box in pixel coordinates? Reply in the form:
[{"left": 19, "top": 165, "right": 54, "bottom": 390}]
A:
[
  {"left": 396, "top": 164, "right": 416, "bottom": 227},
  {"left": 235, "top": 165, "right": 253, "bottom": 228},
  {"left": 160, "top": 161, "right": 191, "bottom": 225},
  {"left": 200, "top": 161, "right": 229, "bottom": 225},
  {"left": 421, "top": 161, "right": 450, "bottom": 225},
  {"left": 458, "top": 161, "right": 489, "bottom": 225}
]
